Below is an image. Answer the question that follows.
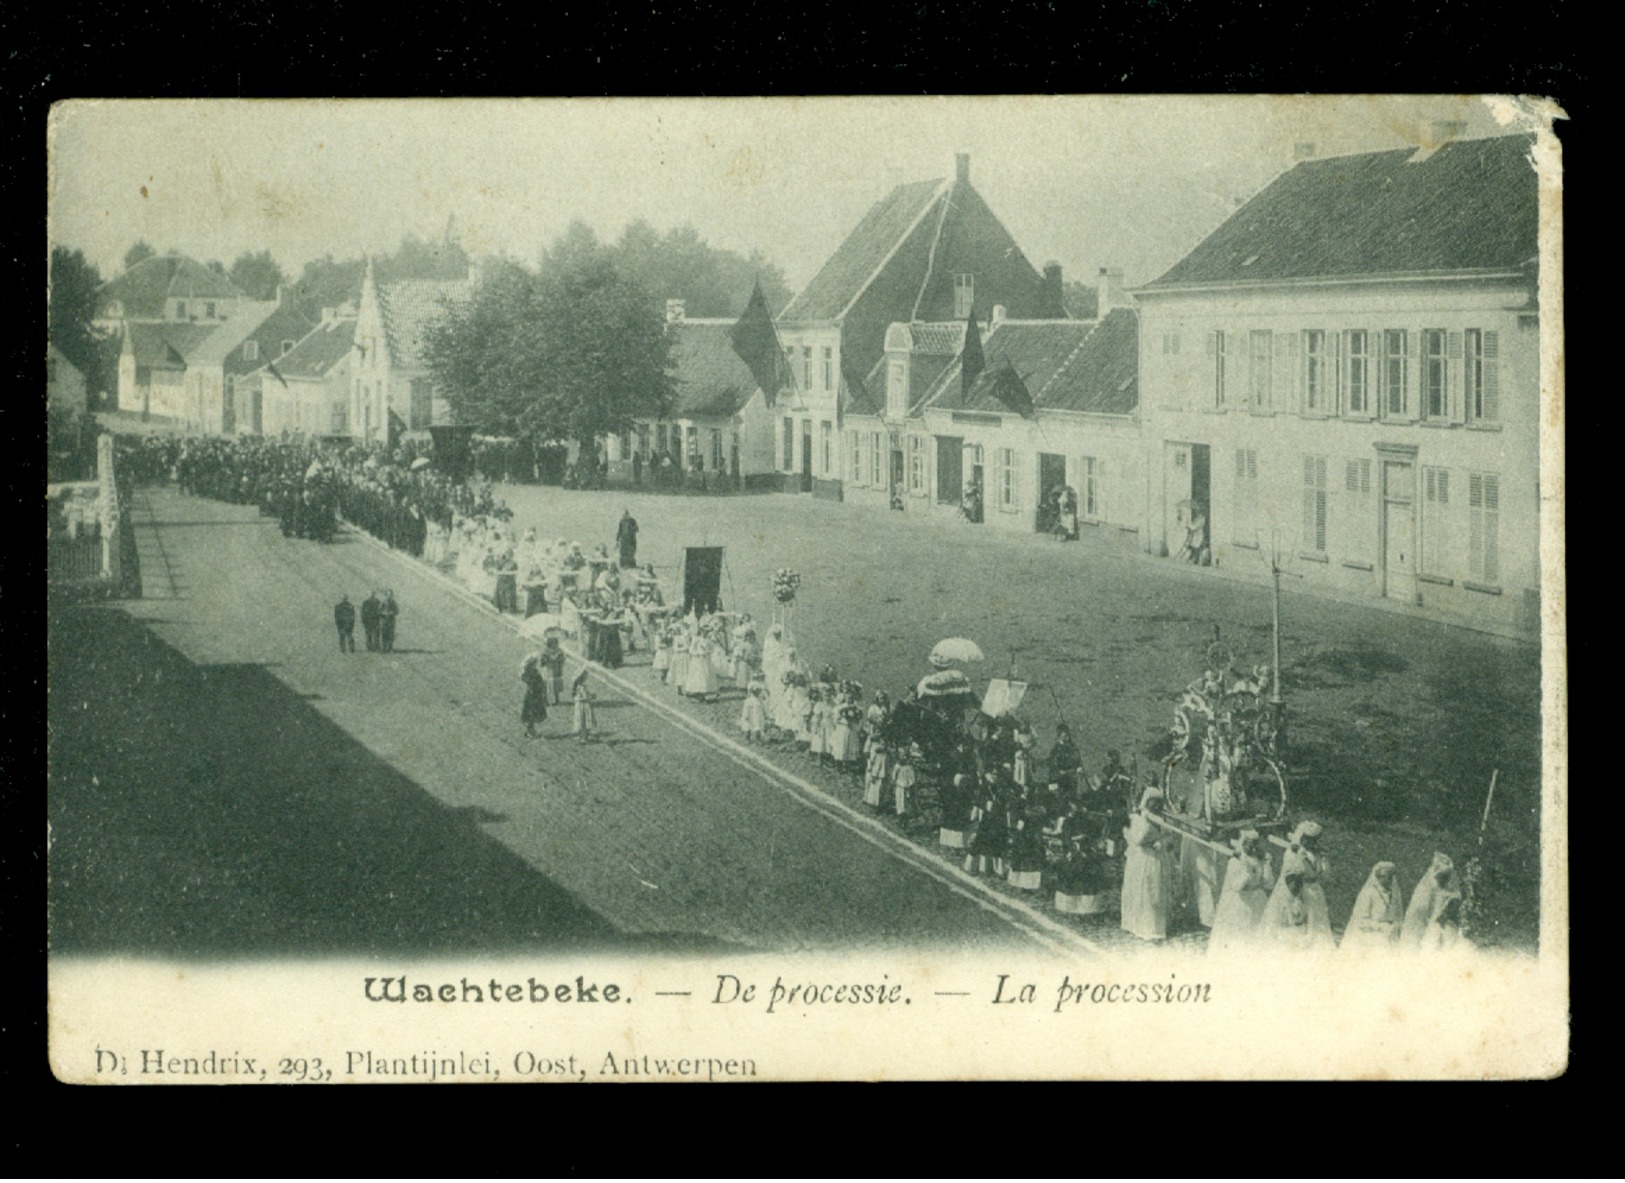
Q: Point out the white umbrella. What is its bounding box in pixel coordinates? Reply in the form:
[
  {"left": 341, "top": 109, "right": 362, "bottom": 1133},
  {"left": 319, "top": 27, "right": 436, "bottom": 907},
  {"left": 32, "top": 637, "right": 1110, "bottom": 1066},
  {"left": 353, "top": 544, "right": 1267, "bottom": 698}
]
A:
[
  {"left": 410, "top": 456, "right": 432, "bottom": 471},
  {"left": 518, "top": 613, "right": 570, "bottom": 639},
  {"left": 929, "top": 637, "right": 985, "bottom": 667}
]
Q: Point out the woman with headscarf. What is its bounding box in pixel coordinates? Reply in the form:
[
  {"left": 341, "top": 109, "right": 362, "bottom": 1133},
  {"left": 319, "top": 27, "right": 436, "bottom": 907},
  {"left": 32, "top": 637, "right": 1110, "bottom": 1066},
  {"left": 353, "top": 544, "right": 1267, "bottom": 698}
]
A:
[
  {"left": 1340, "top": 861, "right": 1406, "bottom": 954},
  {"left": 1261, "top": 867, "right": 1311, "bottom": 949},
  {"left": 1418, "top": 890, "right": 1467, "bottom": 955},
  {"left": 1208, "top": 829, "right": 1275, "bottom": 955},
  {"left": 520, "top": 652, "right": 549, "bottom": 738},
  {"left": 1401, "top": 852, "right": 1460, "bottom": 950},
  {"left": 1264, "top": 821, "right": 1335, "bottom": 950},
  {"left": 1119, "top": 787, "right": 1172, "bottom": 941}
]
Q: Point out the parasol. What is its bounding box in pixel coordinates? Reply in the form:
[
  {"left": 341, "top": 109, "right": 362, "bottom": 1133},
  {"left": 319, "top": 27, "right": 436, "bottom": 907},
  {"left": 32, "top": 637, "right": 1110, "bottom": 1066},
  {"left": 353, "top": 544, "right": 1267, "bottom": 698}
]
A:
[
  {"left": 917, "top": 668, "right": 975, "bottom": 698},
  {"left": 518, "top": 613, "right": 570, "bottom": 639},
  {"left": 929, "top": 637, "right": 985, "bottom": 668},
  {"left": 410, "top": 456, "right": 432, "bottom": 471}
]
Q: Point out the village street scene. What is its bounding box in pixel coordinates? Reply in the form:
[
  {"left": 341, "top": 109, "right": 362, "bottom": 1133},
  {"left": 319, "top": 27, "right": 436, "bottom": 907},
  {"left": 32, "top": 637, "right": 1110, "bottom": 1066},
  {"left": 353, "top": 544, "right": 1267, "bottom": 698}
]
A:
[{"left": 47, "top": 98, "right": 1554, "bottom": 964}]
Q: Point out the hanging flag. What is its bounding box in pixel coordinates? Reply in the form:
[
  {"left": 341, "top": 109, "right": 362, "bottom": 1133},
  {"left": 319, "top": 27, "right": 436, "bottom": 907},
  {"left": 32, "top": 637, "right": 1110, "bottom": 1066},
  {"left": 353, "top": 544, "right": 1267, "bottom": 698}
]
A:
[
  {"left": 960, "top": 310, "right": 985, "bottom": 396},
  {"left": 266, "top": 359, "right": 289, "bottom": 388},
  {"left": 730, "top": 278, "right": 793, "bottom": 407}
]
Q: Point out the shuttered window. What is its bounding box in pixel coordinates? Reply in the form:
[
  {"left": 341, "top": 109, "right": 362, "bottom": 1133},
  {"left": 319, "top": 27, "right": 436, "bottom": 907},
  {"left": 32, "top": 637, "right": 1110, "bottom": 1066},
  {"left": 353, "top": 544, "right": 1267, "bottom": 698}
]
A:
[
  {"left": 1343, "top": 458, "right": 1374, "bottom": 562},
  {"left": 1080, "top": 456, "right": 1099, "bottom": 519},
  {"left": 1465, "top": 329, "right": 1501, "bottom": 423},
  {"left": 1381, "top": 330, "right": 1410, "bottom": 418},
  {"left": 998, "top": 448, "right": 1017, "bottom": 511},
  {"left": 1233, "top": 448, "right": 1259, "bottom": 545},
  {"left": 1344, "top": 330, "right": 1370, "bottom": 415},
  {"left": 1249, "top": 330, "right": 1273, "bottom": 409},
  {"left": 849, "top": 432, "right": 864, "bottom": 486},
  {"left": 1422, "top": 329, "right": 1448, "bottom": 419},
  {"left": 1301, "top": 455, "right": 1328, "bottom": 554},
  {"left": 1469, "top": 472, "right": 1501, "bottom": 583},
  {"left": 1422, "top": 466, "right": 1450, "bottom": 575},
  {"left": 1207, "top": 330, "right": 1227, "bottom": 407}
]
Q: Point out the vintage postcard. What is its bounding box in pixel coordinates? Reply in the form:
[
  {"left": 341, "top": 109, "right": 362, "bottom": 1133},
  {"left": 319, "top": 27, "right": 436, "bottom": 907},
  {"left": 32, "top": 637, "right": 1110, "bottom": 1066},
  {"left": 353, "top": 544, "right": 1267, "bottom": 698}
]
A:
[{"left": 46, "top": 95, "right": 1566, "bottom": 1082}]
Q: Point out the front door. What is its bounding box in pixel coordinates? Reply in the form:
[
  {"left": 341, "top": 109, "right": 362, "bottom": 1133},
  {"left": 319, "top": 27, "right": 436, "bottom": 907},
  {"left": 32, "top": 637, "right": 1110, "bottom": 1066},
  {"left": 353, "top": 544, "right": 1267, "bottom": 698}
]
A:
[
  {"left": 936, "top": 435, "right": 963, "bottom": 503},
  {"left": 1190, "top": 443, "right": 1211, "bottom": 546},
  {"left": 1163, "top": 442, "right": 1192, "bottom": 556},
  {"left": 800, "top": 422, "right": 813, "bottom": 492},
  {"left": 1037, "top": 451, "right": 1067, "bottom": 531},
  {"left": 890, "top": 448, "right": 904, "bottom": 495},
  {"left": 1382, "top": 460, "right": 1417, "bottom": 601}
]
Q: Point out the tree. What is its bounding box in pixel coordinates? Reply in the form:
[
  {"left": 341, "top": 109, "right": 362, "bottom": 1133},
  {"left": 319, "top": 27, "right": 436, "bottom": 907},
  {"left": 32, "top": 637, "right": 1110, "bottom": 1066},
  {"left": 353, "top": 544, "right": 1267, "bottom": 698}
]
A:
[
  {"left": 425, "top": 226, "right": 674, "bottom": 446},
  {"left": 49, "top": 247, "right": 105, "bottom": 381},
  {"left": 228, "top": 250, "right": 287, "bottom": 301},
  {"left": 123, "top": 240, "right": 156, "bottom": 271},
  {"left": 613, "top": 221, "right": 791, "bottom": 318},
  {"left": 289, "top": 254, "right": 367, "bottom": 319}
]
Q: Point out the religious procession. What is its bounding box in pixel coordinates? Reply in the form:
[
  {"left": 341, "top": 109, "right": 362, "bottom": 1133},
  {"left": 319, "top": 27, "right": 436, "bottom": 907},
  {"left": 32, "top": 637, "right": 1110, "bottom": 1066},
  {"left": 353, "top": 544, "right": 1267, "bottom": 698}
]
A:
[{"left": 121, "top": 430, "right": 1483, "bottom": 958}]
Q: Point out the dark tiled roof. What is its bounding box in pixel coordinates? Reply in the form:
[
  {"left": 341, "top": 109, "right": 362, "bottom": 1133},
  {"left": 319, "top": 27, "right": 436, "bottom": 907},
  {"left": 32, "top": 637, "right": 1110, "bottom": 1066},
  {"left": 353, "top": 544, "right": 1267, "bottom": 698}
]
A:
[
  {"left": 274, "top": 317, "right": 357, "bottom": 380},
  {"left": 378, "top": 278, "right": 473, "bottom": 369},
  {"left": 124, "top": 321, "right": 218, "bottom": 369},
  {"left": 1151, "top": 134, "right": 1539, "bottom": 287},
  {"left": 925, "top": 310, "right": 1138, "bottom": 417},
  {"left": 848, "top": 358, "right": 887, "bottom": 418},
  {"left": 98, "top": 254, "right": 244, "bottom": 318},
  {"left": 904, "top": 322, "right": 967, "bottom": 355},
  {"left": 779, "top": 179, "right": 945, "bottom": 321},
  {"left": 668, "top": 320, "right": 762, "bottom": 419}
]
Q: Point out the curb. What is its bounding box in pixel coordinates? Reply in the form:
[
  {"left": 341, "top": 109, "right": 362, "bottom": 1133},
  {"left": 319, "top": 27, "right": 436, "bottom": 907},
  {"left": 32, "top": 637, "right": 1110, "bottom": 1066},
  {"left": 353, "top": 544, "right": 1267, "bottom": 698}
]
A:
[{"left": 341, "top": 519, "right": 1110, "bottom": 959}]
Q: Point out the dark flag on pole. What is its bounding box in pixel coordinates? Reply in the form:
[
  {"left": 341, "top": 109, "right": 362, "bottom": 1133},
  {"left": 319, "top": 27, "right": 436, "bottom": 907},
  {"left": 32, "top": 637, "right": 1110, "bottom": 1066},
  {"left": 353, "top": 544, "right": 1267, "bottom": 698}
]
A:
[
  {"left": 960, "top": 309, "right": 985, "bottom": 396},
  {"left": 265, "top": 359, "right": 289, "bottom": 388},
  {"left": 730, "top": 279, "right": 793, "bottom": 407}
]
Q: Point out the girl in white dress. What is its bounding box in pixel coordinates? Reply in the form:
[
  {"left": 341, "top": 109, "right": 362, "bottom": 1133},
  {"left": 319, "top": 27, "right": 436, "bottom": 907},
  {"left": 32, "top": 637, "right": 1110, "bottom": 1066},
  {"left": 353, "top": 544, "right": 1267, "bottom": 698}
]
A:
[
  {"left": 738, "top": 680, "right": 767, "bottom": 741},
  {"left": 667, "top": 629, "right": 691, "bottom": 692},
  {"left": 682, "top": 633, "right": 719, "bottom": 701},
  {"left": 1119, "top": 788, "right": 1171, "bottom": 941},
  {"left": 1265, "top": 822, "right": 1335, "bottom": 950},
  {"left": 1340, "top": 861, "right": 1405, "bottom": 955},
  {"left": 1400, "top": 852, "right": 1458, "bottom": 950},
  {"left": 1207, "top": 830, "right": 1275, "bottom": 956}
]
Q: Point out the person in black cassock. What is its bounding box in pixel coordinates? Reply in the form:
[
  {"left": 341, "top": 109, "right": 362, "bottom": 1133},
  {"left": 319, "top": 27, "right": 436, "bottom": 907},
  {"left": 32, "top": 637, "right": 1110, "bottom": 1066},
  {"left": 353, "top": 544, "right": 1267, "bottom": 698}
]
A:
[
  {"left": 334, "top": 594, "right": 356, "bottom": 653},
  {"left": 616, "top": 510, "right": 639, "bottom": 569},
  {"left": 520, "top": 652, "right": 549, "bottom": 738},
  {"left": 379, "top": 590, "right": 399, "bottom": 653},
  {"left": 360, "top": 591, "right": 382, "bottom": 652}
]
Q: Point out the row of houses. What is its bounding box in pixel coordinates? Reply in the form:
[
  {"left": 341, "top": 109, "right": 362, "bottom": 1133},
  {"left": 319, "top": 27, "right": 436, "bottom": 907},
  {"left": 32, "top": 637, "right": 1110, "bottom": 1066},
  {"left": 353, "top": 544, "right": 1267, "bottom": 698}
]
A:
[
  {"left": 89, "top": 134, "right": 1542, "bottom": 636},
  {"left": 635, "top": 137, "right": 1541, "bottom": 636}
]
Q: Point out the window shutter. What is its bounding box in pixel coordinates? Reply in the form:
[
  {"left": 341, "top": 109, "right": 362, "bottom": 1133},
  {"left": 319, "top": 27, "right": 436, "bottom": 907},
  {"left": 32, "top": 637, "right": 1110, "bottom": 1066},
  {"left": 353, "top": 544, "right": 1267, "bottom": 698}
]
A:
[
  {"left": 1447, "top": 331, "right": 1465, "bottom": 422},
  {"left": 1237, "top": 448, "right": 1248, "bottom": 479},
  {"left": 1329, "top": 329, "right": 1342, "bottom": 415},
  {"left": 1484, "top": 475, "right": 1500, "bottom": 581},
  {"left": 1302, "top": 456, "right": 1315, "bottom": 548},
  {"left": 1096, "top": 456, "right": 1107, "bottom": 520},
  {"left": 1279, "top": 331, "right": 1297, "bottom": 412},
  {"left": 1468, "top": 472, "right": 1484, "bottom": 578},
  {"left": 1482, "top": 331, "right": 1500, "bottom": 422},
  {"left": 1346, "top": 459, "right": 1360, "bottom": 493}
]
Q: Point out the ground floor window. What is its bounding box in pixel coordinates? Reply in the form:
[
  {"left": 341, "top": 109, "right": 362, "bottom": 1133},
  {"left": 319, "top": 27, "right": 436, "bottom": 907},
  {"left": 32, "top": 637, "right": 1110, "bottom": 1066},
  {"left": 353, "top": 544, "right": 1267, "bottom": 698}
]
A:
[
  {"left": 820, "top": 420, "right": 833, "bottom": 477},
  {"left": 997, "top": 447, "right": 1017, "bottom": 511},
  {"left": 1342, "top": 458, "right": 1373, "bottom": 562},
  {"left": 1079, "top": 455, "right": 1099, "bottom": 519},
  {"left": 869, "top": 431, "right": 883, "bottom": 487},
  {"left": 1232, "top": 448, "right": 1259, "bottom": 545},
  {"left": 1422, "top": 465, "right": 1450, "bottom": 575},
  {"left": 907, "top": 435, "right": 926, "bottom": 494},
  {"left": 1469, "top": 471, "right": 1500, "bottom": 584},
  {"left": 1301, "top": 454, "right": 1328, "bottom": 554},
  {"left": 849, "top": 431, "right": 864, "bottom": 486}
]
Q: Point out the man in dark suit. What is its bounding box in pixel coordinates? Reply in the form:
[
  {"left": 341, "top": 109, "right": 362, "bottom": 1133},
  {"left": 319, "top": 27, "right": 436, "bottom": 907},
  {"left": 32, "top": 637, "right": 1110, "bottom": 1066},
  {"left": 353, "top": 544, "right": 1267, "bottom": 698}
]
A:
[
  {"left": 360, "top": 590, "right": 382, "bottom": 652},
  {"left": 379, "top": 589, "right": 399, "bottom": 653},
  {"left": 334, "top": 594, "right": 356, "bottom": 653}
]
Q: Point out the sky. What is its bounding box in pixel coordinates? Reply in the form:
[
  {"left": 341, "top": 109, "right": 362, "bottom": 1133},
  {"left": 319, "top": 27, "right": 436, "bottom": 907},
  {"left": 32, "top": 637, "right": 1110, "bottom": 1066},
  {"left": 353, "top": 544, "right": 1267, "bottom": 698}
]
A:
[{"left": 48, "top": 96, "right": 1533, "bottom": 296}]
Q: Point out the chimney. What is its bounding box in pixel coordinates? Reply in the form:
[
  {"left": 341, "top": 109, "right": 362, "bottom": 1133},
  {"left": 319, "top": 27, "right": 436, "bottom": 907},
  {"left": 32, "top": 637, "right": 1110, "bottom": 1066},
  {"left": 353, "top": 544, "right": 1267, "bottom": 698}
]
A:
[
  {"left": 1294, "top": 141, "right": 1317, "bottom": 160},
  {"left": 1097, "top": 267, "right": 1126, "bottom": 315},
  {"left": 955, "top": 153, "right": 970, "bottom": 184},
  {"left": 1041, "top": 262, "right": 1064, "bottom": 319},
  {"left": 666, "top": 298, "right": 686, "bottom": 325}
]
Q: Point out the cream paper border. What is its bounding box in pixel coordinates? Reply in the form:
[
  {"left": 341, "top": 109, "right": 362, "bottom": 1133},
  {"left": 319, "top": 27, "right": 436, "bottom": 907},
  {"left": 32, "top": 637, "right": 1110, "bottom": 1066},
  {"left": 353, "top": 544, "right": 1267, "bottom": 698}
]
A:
[{"left": 46, "top": 95, "right": 1568, "bottom": 1082}]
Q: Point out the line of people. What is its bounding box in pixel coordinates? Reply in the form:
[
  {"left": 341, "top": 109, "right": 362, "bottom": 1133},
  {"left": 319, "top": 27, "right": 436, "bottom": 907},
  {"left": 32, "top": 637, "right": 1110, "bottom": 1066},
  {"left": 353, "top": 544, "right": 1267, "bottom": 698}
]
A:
[{"left": 332, "top": 590, "right": 400, "bottom": 653}]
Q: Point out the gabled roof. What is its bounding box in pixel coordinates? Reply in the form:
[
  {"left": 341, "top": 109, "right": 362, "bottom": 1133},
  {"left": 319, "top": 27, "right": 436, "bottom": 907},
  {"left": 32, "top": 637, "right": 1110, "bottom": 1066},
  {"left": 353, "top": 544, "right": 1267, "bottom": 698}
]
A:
[
  {"left": 377, "top": 278, "right": 473, "bottom": 369},
  {"left": 274, "top": 317, "right": 357, "bottom": 380},
  {"left": 923, "top": 310, "right": 1138, "bottom": 417},
  {"left": 668, "top": 319, "right": 763, "bottom": 419},
  {"left": 185, "top": 300, "right": 279, "bottom": 365},
  {"left": 98, "top": 254, "right": 245, "bottom": 318},
  {"left": 1149, "top": 134, "right": 1539, "bottom": 288},
  {"left": 123, "top": 321, "right": 218, "bottom": 370},
  {"left": 780, "top": 179, "right": 945, "bottom": 322}
]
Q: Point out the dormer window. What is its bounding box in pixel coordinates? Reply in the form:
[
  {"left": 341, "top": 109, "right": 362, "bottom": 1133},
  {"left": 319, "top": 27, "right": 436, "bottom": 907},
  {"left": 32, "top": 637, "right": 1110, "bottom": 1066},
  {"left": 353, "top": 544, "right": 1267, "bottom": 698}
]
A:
[
  {"left": 174, "top": 301, "right": 187, "bottom": 319},
  {"left": 243, "top": 340, "right": 259, "bottom": 362},
  {"left": 953, "top": 274, "right": 975, "bottom": 319},
  {"left": 282, "top": 340, "right": 295, "bottom": 356},
  {"left": 205, "top": 302, "right": 216, "bottom": 319}
]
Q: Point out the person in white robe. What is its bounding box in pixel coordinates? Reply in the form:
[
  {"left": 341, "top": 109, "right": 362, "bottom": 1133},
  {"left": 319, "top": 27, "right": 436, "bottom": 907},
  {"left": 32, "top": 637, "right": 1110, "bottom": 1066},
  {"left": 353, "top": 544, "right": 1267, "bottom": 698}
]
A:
[
  {"left": 1418, "top": 890, "right": 1468, "bottom": 955},
  {"left": 1400, "top": 852, "right": 1459, "bottom": 950},
  {"left": 1265, "top": 821, "right": 1335, "bottom": 950},
  {"left": 682, "top": 632, "right": 719, "bottom": 700},
  {"left": 1261, "top": 868, "right": 1312, "bottom": 950},
  {"left": 1207, "top": 829, "right": 1275, "bottom": 956},
  {"left": 666, "top": 629, "right": 691, "bottom": 691},
  {"left": 1119, "top": 788, "right": 1172, "bottom": 941},
  {"left": 1340, "top": 861, "right": 1405, "bottom": 955}
]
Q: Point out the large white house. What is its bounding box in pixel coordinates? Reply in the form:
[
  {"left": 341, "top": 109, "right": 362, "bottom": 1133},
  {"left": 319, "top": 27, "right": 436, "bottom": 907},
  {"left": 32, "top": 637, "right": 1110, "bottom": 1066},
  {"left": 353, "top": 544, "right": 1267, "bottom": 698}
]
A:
[
  {"left": 352, "top": 259, "right": 473, "bottom": 446},
  {"left": 1135, "top": 133, "right": 1541, "bottom": 635}
]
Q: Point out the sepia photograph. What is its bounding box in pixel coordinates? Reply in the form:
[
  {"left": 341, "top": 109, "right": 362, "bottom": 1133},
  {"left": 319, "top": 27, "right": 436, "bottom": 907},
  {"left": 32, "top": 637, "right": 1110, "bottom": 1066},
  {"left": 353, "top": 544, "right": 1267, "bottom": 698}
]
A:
[{"left": 45, "top": 95, "right": 1566, "bottom": 1082}]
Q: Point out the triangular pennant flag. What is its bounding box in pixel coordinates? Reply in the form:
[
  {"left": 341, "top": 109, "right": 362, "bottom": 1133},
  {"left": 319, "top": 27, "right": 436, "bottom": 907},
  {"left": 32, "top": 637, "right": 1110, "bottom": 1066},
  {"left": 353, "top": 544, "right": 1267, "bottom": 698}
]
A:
[
  {"left": 730, "top": 279, "right": 792, "bottom": 407},
  {"left": 960, "top": 310, "right": 985, "bottom": 397}
]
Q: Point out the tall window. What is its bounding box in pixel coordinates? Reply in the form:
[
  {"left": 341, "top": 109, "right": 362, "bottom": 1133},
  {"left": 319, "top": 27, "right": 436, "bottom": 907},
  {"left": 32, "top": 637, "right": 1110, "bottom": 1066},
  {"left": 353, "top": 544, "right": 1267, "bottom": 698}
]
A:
[
  {"left": 1079, "top": 456, "right": 1099, "bottom": 519},
  {"left": 1422, "top": 466, "right": 1450, "bottom": 575},
  {"left": 954, "top": 274, "right": 975, "bottom": 319},
  {"left": 1381, "top": 329, "right": 1410, "bottom": 418},
  {"left": 331, "top": 402, "right": 348, "bottom": 433},
  {"left": 175, "top": 301, "right": 187, "bottom": 319},
  {"left": 243, "top": 339, "right": 259, "bottom": 362},
  {"left": 1302, "top": 455, "right": 1328, "bottom": 554},
  {"left": 850, "top": 431, "right": 863, "bottom": 485},
  {"left": 1249, "top": 330, "right": 1273, "bottom": 409},
  {"left": 782, "top": 416, "right": 794, "bottom": 470},
  {"left": 710, "top": 429, "right": 723, "bottom": 469},
  {"left": 907, "top": 435, "right": 925, "bottom": 494},
  {"left": 1344, "top": 330, "right": 1370, "bottom": 415},
  {"left": 1233, "top": 448, "right": 1259, "bottom": 544},
  {"left": 1302, "top": 330, "right": 1328, "bottom": 412},
  {"left": 802, "top": 347, "right": 812, "bottom": 390},
  {"left": 1210, "top": 330, "right": 1227, "bottom": 407},
  {"left": 1422, "top": 329, "right": 1448, "bottom": 419},
  {"left": 869, "top": 431, "right": 883, "bottom": 486},
  {"left": 820, "top": 421, "right": 833, "bottom": 476},
  {"left": 998, "top": 447, "right": 1017, "bottom": 511},
  {"left": 1344, "top": 459, "right": 1374, "bottom": 562},
  {"left": 1469, "top": 472, "right": 1501, "bottom": 583},
  {"left": 822, "top": 346, "right": 833, "bottom": 391},
  {"left": 1464, "top": 329, "right": 1500, "bottom": 424}
]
